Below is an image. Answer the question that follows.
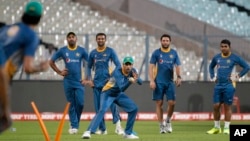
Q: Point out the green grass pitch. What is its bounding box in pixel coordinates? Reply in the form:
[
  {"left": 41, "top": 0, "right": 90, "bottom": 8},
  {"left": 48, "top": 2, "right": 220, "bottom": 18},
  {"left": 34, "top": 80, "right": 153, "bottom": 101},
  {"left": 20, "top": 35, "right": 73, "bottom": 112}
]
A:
[{"left": 1, "top": 120, "right": 249, "bottom": 141}]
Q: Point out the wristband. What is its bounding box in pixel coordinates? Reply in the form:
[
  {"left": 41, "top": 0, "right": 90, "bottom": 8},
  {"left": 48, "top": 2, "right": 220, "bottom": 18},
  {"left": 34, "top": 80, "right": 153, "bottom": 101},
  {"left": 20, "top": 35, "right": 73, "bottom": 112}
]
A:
[{"left": 177, "top": 75, "right": 182, "bottom": 79}]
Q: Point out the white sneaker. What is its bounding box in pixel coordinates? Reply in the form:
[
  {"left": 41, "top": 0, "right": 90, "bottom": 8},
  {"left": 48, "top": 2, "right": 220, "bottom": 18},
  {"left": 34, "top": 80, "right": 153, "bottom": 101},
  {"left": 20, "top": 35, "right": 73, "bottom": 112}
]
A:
[
  {"left": 166, "top": 123, "right": 172, "bottom": 133},
  {"left": 82, "top": 131, "right": 91, "bottom": 139},
  {"left": 95, "top": 130, "right": 108, "bottom": 135},
  {"left": 123, "top": 133, "right": 139, "bottom": 139},
  {"left": 115, "top": 126, "right": 125, "bottom": 135},
  {"left": 160, "top": 125, "right": 166, "bottom": 134},
  {"left": 68, "top": 128, "right": 78, "bottom": 134}
]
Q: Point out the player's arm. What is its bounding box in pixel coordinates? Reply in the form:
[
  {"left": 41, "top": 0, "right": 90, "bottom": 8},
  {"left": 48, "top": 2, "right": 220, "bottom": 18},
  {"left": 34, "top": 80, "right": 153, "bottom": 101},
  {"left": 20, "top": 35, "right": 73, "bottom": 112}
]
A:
[
  {"left": 114, "top": 69, "right": 131, "bottom": 91},
  {"left": 237, "top": 57, "right": 250, "bottom": 77},
  {"left": 23, "top": 56, "right": 49, "bottom": 73},
  {"left": 86, "top": 53, "right": 95, "bottom": 87},
  {"left": 49, "top": 59, "right": 67, "bottom": 76},
  {"left": 111, "top": 49, "right": 121, "bottom": 68},
  {"left": 81, "top": 49, "right": 89, "bottom": 85},
  {"left": 149, "top": 64, "right": 155, "bottom": 82},
  {"left": 149, "top": 63, "right": 156, "bottom": 90},
  {"left": 23, "top": 34, "right": 49, "bottom": 74},
  {"left": 131, "top": 68, "right": 142, "bottom": 85},
  {"left": 175, "top": 65, "right": 181, "bottom": 78},
  {"left": 49, "top": 50, "right": 67, "bottom": 76},
  {"left": 86, "top": 53, "right": 93, "bottom": 80},
  {"left": 175, "top": 65, "right": 181, "bottom": 87},
  {"left": 209, "top": 57, "right": 217, "bottom": 79}
]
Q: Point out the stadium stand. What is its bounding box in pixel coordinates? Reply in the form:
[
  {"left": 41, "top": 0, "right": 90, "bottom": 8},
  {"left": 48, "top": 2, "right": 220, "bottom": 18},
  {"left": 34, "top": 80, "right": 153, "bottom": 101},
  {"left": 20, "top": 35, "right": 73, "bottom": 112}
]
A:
[
  {"left": 0, "top": 0, "right": 249, "bottom": 81},
  {"left": 151, "top": 0, "right": 250, "bottom": 37}
]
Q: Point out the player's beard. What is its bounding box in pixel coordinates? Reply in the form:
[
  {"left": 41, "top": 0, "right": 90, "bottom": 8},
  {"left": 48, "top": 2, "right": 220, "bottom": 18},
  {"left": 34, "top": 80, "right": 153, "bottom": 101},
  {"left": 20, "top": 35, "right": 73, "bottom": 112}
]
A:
[
  {"left": 161, "top": 44, "right": 169, "bottom": 49},
  {"left": 125, "top": 67, "right": 132, "bottom": 74},
  {"left": 68, "top": 41, "right": 76, "bottom": 47},
  {"left": 221, "top": 49, "right": 230, "bottom": 56},
  {"left": 97, "top": 42, "right": 105, "bottom": 47}
]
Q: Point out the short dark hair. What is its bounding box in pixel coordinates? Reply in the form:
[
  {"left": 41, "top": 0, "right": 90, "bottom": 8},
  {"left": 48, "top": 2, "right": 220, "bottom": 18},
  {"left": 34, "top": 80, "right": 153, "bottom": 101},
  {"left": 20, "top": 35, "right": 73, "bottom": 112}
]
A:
[
  {"left": 0, "top": 22, "right": 6, "bottom": 28},
  {"left": 21, "top": 13, "right": 41, "bottom": 25},
  {"left": 96, "top": 33, "right": 106, "bottom": 39},
  {"left": 221, "top": 39, "right": 231, "bottom": 47},
  {"left": 67, "top": 32, "right": 76, "bottom": 37},
  {"left": 160, "top": 34, "right": 171, "bottom": 41}
]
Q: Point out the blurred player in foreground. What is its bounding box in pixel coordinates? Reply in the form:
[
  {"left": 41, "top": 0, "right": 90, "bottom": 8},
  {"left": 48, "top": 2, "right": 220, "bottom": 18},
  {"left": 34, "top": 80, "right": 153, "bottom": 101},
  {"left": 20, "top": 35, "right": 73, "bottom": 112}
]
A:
[
  {"left": 207, "top": 39, "right": 249, "bottom": 135},
  {"left": 86, "top": 33, "right": 123, "bottom": 135},
  {"left": 50, "top": 32, "right": 88, "bottom": 134},
  {"left": 0, "top": 0, "right": 49, "bottom": 134},
  {"left": 82, "top": 56, "right": 142, "bottom": 139},
  {"left": 149, "top": 34, "right": 182, "bottom": 134}
]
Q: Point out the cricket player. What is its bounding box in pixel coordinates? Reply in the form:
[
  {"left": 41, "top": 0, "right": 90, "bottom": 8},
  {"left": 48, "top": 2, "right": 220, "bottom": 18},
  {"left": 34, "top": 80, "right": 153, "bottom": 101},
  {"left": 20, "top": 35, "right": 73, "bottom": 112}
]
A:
[
  {"left": 82, "top": 56, "right": 142, "bottom": 139},
  {"left": 0, "top": 0, "right": 49, "bottom": 134},
  {"left": 149, "top": 34, "right": 182, "bottom": 134},
  {"left": 49, "top": 32, "right": 88, "bottom": 134},
  {"left": 207, "top": 39, "right": 249, "bottom": 135},
  {"left": 86, "top": 33, "right": 123, "bottom": 135}
]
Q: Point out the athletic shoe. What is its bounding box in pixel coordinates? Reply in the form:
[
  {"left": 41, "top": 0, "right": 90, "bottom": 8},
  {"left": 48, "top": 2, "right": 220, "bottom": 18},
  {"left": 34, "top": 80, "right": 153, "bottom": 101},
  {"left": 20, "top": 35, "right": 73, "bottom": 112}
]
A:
[
  {"left": 160, "top": 125, "right": 166, "bottom": 134},
  {"left": 123, "top": 133, "right": 139, "bottom": 139},
  {"left": 0, "top": 115, "right": 12, "bottom": 134},
  {"left": 166, "top": 123, "right": 172, "bottom": 133},
  {"left": 115, "top": 126, "right": 125, "bottom": 135},
  {"left": 82, "top": 131, "right": 91, "bottom": 139},
  {"left": 223, "top": 128, "right": 230, "bottom": 134},
  {"left": 68, "top": 128, "right": 78, "bottom": 134},
  {"left": 95, "top": 130, "right": 108, "bottom": 135},
  {"left": 206, "top": 127, "right": 221, "bottom": 134}
]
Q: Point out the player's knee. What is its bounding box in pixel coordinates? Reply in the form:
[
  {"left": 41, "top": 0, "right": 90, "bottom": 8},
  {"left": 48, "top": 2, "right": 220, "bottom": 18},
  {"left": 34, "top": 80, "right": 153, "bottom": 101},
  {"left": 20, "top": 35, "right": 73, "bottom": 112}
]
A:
[{"left": 131, "top": 105, "right": 138, "bottom": 113}]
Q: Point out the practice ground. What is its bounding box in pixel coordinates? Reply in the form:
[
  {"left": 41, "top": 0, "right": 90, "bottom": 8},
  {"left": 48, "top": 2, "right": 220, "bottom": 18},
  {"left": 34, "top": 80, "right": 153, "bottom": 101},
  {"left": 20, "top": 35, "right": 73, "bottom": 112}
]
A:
[{"left": 1, "top": 120, "right": 249, "bottom": 141}]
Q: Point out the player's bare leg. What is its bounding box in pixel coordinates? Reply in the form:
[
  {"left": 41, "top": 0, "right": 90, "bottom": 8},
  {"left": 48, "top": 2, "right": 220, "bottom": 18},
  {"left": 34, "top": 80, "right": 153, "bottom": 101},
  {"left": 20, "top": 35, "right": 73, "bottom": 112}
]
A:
[
  {"left": 156, "top": 100, "right": 166, "bottom": 133},
  {"left": 0, "top": 70, "right": 12, "bottom": 134},
  {"left": 207, "top": 103, "right": 222, "bottom": 134},
  {"left": 223, "top": 104, "right": 231, "bottom": 134},
  {"left": 165, "top": 100, "right": 175, "bottom": 133}
]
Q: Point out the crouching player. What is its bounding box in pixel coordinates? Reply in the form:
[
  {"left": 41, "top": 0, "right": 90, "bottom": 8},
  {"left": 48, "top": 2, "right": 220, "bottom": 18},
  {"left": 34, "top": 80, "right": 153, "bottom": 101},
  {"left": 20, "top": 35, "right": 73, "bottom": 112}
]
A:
[{"left": 82, "top": 56, "right": 142, "bottom": 139}]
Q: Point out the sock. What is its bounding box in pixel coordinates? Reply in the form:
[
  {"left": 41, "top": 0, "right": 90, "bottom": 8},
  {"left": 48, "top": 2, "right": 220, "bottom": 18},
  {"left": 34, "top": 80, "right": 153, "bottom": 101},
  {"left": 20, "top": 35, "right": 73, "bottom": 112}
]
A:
[
  {"left": 166, "top": 116, "right": 171, "bottom": 123},
  {"left": 116, "top": 120, "right": 121, "bottom": 127},
  {"left": 159, "top": 122, "right": 164, "bottom": 126},
  {"left": 214, "top": 121, "right": 220, "bottom": 128},
  {"left": 224, "top": 121, "right": 230, "bottom": 129}
]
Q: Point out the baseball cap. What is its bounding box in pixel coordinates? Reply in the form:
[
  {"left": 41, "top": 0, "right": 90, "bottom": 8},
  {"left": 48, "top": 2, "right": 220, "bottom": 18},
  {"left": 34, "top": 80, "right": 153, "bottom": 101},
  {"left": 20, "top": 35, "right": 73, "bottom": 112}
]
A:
[
  {"left": 67, "top": 32, "right": 76, "bottom": 37},
  {"left": 123, "top": 56, "right": 134, "bottom": 64},
  {"left": 24, "top": 0, "right": 43, "bottom": 16}
]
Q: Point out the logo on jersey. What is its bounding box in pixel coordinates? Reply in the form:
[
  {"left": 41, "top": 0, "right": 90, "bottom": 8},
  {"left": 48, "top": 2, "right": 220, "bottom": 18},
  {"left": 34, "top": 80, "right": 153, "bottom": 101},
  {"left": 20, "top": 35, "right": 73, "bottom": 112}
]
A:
[
  {"left": 66, "top": 53, "right": 69, "bottom": 56},
  {"left": 66, "top": 58, "right": 70, "bottom": 63},
  {"left": 76, "top": 52, "right": 80, "bottom": 57},
  {"left": 103, "top": 54, "right": 107, "bottom": 56},
  {"left": 159, "top": 59, "right": 163, "bottom": 64},
  {"left": 227, "top": 59, "right": 231, "bottom": 63},
  {"left": 169, "top": 54, "right": 173, "bottom": 58},
  {"left": 65, "top": 58, "right": 79, "bottom": 63}
]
